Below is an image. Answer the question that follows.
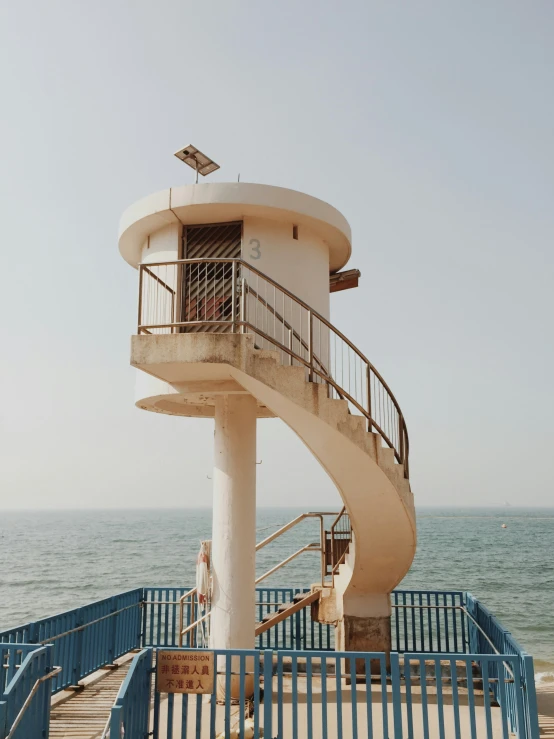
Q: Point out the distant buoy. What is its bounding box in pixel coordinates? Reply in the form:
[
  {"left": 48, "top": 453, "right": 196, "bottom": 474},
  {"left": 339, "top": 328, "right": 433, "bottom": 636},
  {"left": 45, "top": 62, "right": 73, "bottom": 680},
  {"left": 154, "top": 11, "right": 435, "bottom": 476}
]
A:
[{"left": 501, "top": 523, "right": 507, "bottom": 529}]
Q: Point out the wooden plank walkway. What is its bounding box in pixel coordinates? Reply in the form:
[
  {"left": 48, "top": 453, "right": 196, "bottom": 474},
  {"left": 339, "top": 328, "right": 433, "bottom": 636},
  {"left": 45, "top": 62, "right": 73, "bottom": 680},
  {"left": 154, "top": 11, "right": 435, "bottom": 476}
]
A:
[
  {"left": 49, "top": 661, "right": 130, "bottom": 739},
  {"left": 538, "top": 682, "right": 554, "bottom": 737}
]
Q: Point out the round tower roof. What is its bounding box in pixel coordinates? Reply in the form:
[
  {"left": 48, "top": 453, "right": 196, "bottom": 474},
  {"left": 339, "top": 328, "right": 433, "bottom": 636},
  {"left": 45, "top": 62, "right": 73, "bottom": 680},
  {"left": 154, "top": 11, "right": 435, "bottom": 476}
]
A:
[{"left": 118, "top": 182, "right": 352, "bottom": 273}]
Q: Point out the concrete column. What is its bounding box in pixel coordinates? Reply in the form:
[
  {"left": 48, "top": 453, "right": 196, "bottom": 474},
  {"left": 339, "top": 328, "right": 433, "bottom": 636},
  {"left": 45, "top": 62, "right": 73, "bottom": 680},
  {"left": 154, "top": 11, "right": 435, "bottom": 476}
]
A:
[
  {"left": 336, "top": 593, "right": 391, "bottom": 674},
  {"left": 210, "top": 394, "right": 257, "bottom": 652}
]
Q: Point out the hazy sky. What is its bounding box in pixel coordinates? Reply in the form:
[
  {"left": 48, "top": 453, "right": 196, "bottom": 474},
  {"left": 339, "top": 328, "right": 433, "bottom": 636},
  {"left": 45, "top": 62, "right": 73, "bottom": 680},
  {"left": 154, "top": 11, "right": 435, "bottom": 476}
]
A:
[{"left": 1, "top": 1, "right": 553, "bottom": 510}]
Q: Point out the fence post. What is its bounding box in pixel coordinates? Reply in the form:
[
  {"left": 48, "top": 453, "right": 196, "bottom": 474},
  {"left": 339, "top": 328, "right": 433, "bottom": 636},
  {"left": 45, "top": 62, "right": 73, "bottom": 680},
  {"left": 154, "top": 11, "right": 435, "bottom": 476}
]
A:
[
  {"left": 0, "top": 701, "right": 7, "bottom": 739},
  {"left": 263, "top": 650, "right": 273, "bottom": 739},
  {"left": 110, "top": 705, "right": 122, "bottom": 739},
  {"left": 390, "top": 652, "right": 404, "bottom": 738},
  {"left": 109, "top": 596, "right": 118, "bottom": 664},
  {"left": 27, "top": 622, "right": 38, "bottom": 644},
  {"left": 523, "top": 655, "right": 540, "bottom": 739},
  {"left": 72, "top": 608, "right": 84, "bottom": 686},
  {"left": 140, "top": 589, "right": 146, "bottom": 648}
]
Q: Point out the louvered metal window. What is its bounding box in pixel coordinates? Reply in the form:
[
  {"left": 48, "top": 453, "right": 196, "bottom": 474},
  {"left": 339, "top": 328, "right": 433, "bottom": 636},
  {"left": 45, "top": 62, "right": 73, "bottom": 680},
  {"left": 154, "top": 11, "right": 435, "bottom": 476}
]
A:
[{"left": 181, "top": 222, "right": 242, "bottom": 332}]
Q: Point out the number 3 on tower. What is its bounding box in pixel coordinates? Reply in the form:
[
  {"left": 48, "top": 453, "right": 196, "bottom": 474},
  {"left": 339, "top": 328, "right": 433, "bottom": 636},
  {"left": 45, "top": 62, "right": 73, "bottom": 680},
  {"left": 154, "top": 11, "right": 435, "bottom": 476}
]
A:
[{"left": 249, "top": 239, "right": 261, "bottom": 259}]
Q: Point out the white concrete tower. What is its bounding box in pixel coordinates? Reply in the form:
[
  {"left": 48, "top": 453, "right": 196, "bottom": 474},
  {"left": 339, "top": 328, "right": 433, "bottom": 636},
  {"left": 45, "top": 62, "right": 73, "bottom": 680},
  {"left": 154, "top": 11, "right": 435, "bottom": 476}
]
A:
[
  {"left": 118, "top": 179, "right": 416, "bottom": 660},
  {"left": 119, "top": 182, "right": 352, "bottom": 649}
]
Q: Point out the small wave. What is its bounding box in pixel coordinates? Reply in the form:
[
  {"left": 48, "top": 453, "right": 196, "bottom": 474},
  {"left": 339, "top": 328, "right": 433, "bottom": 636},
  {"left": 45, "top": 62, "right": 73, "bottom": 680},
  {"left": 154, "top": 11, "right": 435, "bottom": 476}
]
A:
[{"left": 536, "top": 671, "right": 554, "bottom": 685}]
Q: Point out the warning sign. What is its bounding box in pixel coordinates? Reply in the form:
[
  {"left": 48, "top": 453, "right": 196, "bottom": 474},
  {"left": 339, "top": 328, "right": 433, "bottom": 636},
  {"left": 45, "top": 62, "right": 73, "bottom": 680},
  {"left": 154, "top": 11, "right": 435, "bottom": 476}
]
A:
[{"left": 156, "top": 650, "right": 215, "bottom": 694}]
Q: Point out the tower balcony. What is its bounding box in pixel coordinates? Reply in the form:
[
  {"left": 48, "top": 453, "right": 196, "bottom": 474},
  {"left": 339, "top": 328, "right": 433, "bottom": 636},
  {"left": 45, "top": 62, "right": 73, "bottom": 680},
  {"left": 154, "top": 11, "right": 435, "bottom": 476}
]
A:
[{"left": 133, "top": 256, "right": 409, "bottom": 477}]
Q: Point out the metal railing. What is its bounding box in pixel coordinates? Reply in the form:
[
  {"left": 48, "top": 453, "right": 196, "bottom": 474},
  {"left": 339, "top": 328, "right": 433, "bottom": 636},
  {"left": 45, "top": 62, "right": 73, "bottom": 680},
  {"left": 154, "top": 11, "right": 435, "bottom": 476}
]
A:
[
  {"left": 326, "top": 506, "right": 352, "bottom": 582},
  {"left": 112, "top": 646, "right": 538, "bottom": 739},
  {"left": 137, "top": 258, "right": 409, "bottom": 477},
  {"left": 0, "top": 589, "right": 142, "bottom": 694},
  {"left": 0, "top": 645, "right": 55, "bottom": 739},
  {"left": 172, "top": 513, "right": 343, "bottom": 648},
  {"left": 0, "top": 587, "right": 539, "bottom": 738},
  {"left": 106, "top": 647, "right": 151, "bottom": 739}
]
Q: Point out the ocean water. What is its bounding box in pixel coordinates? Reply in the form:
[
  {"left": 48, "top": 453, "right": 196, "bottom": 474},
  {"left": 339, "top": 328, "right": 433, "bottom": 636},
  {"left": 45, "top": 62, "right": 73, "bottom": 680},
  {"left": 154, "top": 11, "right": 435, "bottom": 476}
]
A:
[{"left": 0, "top": 506, "right": 552, "bottom": 683}]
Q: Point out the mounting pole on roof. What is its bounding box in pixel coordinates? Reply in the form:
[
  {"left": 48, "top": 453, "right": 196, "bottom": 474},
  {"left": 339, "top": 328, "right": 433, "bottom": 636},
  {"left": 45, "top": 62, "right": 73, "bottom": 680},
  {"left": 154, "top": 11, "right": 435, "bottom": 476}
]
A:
[{"left": 174, "top": 145, "right": 220, "bottom": 182}]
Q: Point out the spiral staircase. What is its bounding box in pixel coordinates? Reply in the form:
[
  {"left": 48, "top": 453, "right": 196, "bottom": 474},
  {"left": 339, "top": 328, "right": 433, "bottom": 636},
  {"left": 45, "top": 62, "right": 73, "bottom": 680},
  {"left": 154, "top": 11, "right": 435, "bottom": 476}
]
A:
[{"left": 132, "top": 257, "right": 416, "bottom": 651}]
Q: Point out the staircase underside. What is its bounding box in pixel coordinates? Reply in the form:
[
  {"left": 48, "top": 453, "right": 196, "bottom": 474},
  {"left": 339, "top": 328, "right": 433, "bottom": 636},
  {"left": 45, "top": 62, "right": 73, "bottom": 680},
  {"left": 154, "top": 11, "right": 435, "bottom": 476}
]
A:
[{"left": 132, "top": 332, "right": 417, "bottom": 602}]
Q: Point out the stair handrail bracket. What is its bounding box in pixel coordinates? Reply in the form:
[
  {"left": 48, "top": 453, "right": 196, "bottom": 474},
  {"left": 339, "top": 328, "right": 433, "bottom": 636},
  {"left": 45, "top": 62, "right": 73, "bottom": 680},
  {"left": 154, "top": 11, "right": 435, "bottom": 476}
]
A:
[{"left": 136, "top": 257, "right": 410, "bottom": 478}]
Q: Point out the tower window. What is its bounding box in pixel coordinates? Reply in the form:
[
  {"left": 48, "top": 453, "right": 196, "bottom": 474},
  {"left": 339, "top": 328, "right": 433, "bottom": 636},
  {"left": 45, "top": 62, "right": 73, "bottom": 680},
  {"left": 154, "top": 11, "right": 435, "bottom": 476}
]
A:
[{"left": 293, "top": 225, "right": 299, "bottom": 240}]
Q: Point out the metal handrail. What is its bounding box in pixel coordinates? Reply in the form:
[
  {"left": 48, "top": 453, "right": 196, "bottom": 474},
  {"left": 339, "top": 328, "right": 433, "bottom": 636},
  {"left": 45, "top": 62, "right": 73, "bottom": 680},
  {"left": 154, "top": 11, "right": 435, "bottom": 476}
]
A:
[
  {"left": 178, "top": 587, "right": 198, "bottom": 647},
  {"left": 255, "top": 511, "right": 340, "bottom": 586},
  {"left": 255, "top": 545, "right": 321, "bottom": 585},
  {"left": 4, "top": 666, "right": 62, "bottom": 739},
  {"left": 327, "top": 507, "right": 352, "bottom": 584},
  {"left": 175, "top": 512, "right": 341, "bottom": 643},
  {"left": 37, "top": 602, "right": 139, "bottom": 644},
  {"left": 137, "top": 258, "right": 410, "bottom": 478}
]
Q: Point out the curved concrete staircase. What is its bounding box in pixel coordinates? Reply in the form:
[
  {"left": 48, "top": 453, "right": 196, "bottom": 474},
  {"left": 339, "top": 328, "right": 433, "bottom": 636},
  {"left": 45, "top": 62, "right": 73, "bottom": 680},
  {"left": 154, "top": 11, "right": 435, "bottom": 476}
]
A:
[{"left": 132, "top": 330, "right": 417, "bottom": 652}]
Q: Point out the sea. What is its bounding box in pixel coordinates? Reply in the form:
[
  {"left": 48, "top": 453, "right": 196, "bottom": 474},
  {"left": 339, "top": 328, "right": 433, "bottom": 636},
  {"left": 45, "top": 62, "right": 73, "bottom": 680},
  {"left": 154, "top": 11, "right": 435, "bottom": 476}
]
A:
[{"left": 0, "top": 506, "right": 552, "bottom": 684}]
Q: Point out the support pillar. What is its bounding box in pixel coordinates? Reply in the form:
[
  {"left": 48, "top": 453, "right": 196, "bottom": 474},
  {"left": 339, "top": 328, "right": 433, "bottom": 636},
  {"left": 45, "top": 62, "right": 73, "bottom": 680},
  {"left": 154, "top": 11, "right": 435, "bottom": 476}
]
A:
[
  {"left": 336, "top": 593, "right": 391, "bottom": 674},
  {"left": 210, "top": 394, "right": 257, "bottom": 654}
]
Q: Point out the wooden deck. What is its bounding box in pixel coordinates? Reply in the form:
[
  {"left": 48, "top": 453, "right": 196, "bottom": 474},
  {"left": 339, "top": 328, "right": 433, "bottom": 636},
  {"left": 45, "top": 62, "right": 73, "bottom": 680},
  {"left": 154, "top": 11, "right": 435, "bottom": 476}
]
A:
[
  {"left": 49, "top": 657, "right": 132, "bottom": 739},
  {"left": 538, "top": 681, "right": 554, "bottom": 737}
]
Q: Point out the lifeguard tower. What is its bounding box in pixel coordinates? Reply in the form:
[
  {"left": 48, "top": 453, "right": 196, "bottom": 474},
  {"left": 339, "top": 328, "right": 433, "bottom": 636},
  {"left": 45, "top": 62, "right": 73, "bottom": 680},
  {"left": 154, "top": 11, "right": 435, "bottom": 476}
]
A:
[
  {"left": 118, "top": 147, "right": 416, "bottom": 660},
  {"left": 0, "top": 149, "right": 541, "bottom": 739}
]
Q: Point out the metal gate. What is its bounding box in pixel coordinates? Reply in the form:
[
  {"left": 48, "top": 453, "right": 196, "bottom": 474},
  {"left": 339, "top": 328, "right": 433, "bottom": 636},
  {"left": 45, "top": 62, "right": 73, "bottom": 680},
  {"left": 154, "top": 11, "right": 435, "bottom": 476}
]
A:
[{"left": 181, "top": 223, "right": 242, "bottom": 332}]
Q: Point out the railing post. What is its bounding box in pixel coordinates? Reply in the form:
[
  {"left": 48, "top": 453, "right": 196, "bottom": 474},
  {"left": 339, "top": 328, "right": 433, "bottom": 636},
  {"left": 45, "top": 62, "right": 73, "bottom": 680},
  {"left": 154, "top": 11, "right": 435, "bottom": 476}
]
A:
[
  {"left": 110, "top": 705, "right": 122, "bottom": 739},
  {"left": 308, "top": 311, "right": 314, "bottom": 382},
  {"left": 366, "top": 364, "right": 372, "bottom": 433},
  {"left": 72, "top": 608, "right": 84, "bottom": 687},
  {"left": 240, "top": 277, "right": 247, "bottom": 334},
  {"left": 27, "top": 622, "right": 38, "bottom": 644},
  {"left": 390, "top": 652, "right": 404, "bottom": 738},
  {"left": 263, "top": 650, "right": 273, "bottom": 739},
  {"left": 523, "top": 655, "right": 540, "bottom": 739},
  {"left": 0, "top": 701, "right": 7, "bottom": 739},
  {"left": 137, "top": 265, "right": 143, "bottom": 334},
  {"left": 231, "top": 260, "right": 237, "bottom": 333},
  {"left": 399, "top": 415, "right": 405, "bottom": 467},
  {"left": 108, "top": 596, "right": 118, "bottom": 664}
]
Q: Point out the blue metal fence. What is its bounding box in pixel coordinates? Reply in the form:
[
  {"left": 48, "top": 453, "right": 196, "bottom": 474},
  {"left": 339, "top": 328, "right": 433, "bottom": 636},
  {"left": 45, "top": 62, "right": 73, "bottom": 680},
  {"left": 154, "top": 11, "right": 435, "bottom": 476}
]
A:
[
  {"left": 465, "top": 592, "right": 540, "bottom": 739},
  {"left": 0, "top": 586, "right": 540, "bottom": 738},
  {"left": 141, "top": 586, "right": 334, "bottom": 651},
  {"left": 0, "top": 589, "right": 142, "bottom": 693},
  {"left": 145, "top": 646, "right": 537, "bottom": 739},
  {"left": 256, "top": 587, "right": 334, "bottom": 650},
  {"left": 0, "top": 645, "right": 40, "bottom": 694},
  {"left": 109, "top": 648, "right": 152, "bottom": 739},
  {"left": 0, "top": 645, "right": 53, "bottom": 739},
  {"left": 391, "top": 590, "right": 467, "bottom": 653}
]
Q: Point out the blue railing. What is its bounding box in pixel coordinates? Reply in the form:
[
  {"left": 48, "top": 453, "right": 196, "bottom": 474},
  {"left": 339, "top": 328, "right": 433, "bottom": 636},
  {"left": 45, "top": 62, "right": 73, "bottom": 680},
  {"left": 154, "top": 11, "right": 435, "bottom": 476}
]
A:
[
  {"left": 391, "top": 589, "right": 467, "bottom": 653},
  {"left": 0, "top": 645, "right": 39, "bottom": 694},
  {"left": 125, "top": 646, "right": 537, "bottom": 739},
  {"left": 0, "top": 585, "right": 540, "bottom": 738},
  {"left": 0, "top": 589, "right": 142, "bottom": 693},
  {"left": 141, "top": 586, "right": 334, "bottom": 651},
  {"left": 466, "top": 592, "right": 540, "bottom": 739},
  {"left": 109, "top": 648, "right": 152, "bottom": 739},
  {"left": 0, "top": 645, "right": 53, "bottom": 739}
]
